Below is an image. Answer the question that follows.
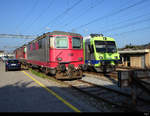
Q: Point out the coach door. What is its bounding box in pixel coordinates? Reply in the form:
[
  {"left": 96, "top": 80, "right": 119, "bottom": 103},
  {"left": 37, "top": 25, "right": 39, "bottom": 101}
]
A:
[
  {"left": 46, "top": 36, "right": 49, "bottom": 62},
  {"left": 44, "top": 37, "right": 49, "bottom": 62}
]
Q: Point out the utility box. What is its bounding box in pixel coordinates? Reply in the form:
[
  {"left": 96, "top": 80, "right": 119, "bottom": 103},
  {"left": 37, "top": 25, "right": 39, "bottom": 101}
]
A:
[
  {"left": 118, "top": 70, "right": 150, "bottom": 88},
  {"left": 118, "top": 71, "right": 130, "bottom": 88}
]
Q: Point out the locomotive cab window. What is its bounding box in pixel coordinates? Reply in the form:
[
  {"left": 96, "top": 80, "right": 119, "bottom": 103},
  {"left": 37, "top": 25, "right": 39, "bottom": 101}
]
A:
[
  {"left": 72, "top": 37, "right": 82, "bottom": 49},
  {"left": 95, "top": 41, "right": 106, "bottom": 53},
  {"left": 106, "top": 41, "right": 117, "bottom": 53},
  {"left": 95, "top": 41, "right": 117, "bottom": 53},
  {"left": 55, "top": 36, "right": 68, "bottom": 48}
]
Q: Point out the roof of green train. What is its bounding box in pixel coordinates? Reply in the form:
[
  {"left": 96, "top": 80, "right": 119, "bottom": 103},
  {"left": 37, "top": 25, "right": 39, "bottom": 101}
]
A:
[
  {"left": 83, "top": 36, "right": 115, "bottom": 43},
  {"left": 91, "top": 36, "right": 115, "bottom": 41}
]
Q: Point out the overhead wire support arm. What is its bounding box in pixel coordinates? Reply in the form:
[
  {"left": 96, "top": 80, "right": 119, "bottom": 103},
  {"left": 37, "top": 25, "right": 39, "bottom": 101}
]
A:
[{"left": 0, "top": 34, "right": 37, "bottom": 39}]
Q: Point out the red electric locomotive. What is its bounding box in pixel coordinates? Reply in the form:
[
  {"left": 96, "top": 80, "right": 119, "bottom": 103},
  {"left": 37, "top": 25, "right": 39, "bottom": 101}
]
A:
[{"left": 14, "top": 31, "right": 85, "bottom": 79}]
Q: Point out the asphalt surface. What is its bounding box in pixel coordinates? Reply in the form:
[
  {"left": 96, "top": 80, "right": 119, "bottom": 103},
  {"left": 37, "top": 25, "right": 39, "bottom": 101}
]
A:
[{"left": 0, "top": 61, "right": 100, "bottom": 112}]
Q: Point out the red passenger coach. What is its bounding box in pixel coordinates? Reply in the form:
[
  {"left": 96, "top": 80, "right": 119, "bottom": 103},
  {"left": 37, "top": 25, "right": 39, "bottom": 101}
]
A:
[
  {"left": 15, "top": 45, "right": 27, "bottom": 60},
  {"left": 15, "top": 31, "right": 85, "bottom": 79}
]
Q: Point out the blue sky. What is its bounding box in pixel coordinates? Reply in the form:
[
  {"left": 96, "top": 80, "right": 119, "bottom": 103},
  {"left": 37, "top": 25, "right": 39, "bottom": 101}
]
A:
[{"left": 0, "top": 0, "right": 150, "bottom": 52}]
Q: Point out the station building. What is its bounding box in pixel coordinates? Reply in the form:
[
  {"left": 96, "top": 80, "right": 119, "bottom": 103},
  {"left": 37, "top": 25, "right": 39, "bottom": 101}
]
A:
[
  {"left": 0, "top": 50, "right": 15, "bottom": 59},
  {"left": 118, "top": 49, "right": 150, "bottom": 69},
  {"left": 0, "top": 50, "right": 4, "bottom": 57}
]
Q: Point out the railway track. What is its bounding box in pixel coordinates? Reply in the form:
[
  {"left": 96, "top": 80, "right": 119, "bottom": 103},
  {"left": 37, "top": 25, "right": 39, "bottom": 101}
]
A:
[
  {"left": 83, "top": 71, "right": 118, "bottom": 81},
  {"left": 28, "top": 67, "right": 150, "bottom": 112},
  {"left": 83, "top": 66, "right": 149, "bottom": 82},
  {"left": 62, "top": 79, "right": 150, "bottom": 112}
]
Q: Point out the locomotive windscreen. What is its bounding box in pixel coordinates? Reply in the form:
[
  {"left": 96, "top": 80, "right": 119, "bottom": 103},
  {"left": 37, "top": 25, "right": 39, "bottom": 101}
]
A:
[
  {"left": 106, "top": 41, "right": 117, "bottom": 53},
  {"left": 95, "top": 41, "right": 117, "bottom": 53},
  {"left": 55, "top": 36, "right": 68, "bottom": 48},
  {"left": 72, "top": 37, "right": 82, "bottom": 49}
]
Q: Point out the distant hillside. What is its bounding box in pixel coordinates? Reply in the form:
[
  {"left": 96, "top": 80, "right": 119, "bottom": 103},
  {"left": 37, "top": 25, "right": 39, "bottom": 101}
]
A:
[{"left": 118, "top": 43, "right": 150, "bottom": 50}]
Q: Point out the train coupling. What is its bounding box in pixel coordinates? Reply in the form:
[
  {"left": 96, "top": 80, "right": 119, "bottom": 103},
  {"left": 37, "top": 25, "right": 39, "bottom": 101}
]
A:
[{"left": 56, "top": 64, "right": 83, "bottom": 79}]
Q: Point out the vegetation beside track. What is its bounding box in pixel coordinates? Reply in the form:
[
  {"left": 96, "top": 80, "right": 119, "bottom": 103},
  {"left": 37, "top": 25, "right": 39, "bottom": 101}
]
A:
[
  {"left": 28, "top": 68, "right": 68, "bottom": 86},
  {"left": 29, "top": 68, "right": 47, "bottom": 79}
]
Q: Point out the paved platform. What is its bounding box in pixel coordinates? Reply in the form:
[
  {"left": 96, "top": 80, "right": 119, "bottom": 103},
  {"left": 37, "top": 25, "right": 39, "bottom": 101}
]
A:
[{"left": 0, "top": 61, "right": 99, "bottom": 112}]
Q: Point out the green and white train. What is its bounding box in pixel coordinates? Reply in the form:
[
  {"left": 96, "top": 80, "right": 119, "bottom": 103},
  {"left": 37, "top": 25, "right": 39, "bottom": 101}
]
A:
[{"left": 83, "top": 34, "right": 120, "bottom": 73}]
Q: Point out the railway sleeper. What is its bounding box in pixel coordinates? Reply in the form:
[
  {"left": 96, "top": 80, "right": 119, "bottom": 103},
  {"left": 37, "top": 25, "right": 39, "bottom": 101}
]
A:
[{"left": 92, "top": 90, "right": 114, "bottom": 95}]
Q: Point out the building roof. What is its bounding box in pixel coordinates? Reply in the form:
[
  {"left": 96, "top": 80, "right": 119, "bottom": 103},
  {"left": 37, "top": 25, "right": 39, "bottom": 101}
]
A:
[
  {"left": 118, "top": 49, "right": 150, "bottom": 54},
  {"left": 0, "top": 50, "right": 4, "bottom": 53}
]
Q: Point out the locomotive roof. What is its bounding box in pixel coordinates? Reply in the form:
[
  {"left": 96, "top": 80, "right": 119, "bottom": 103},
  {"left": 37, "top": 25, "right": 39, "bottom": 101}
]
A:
[
  {"left": 26, "top": 31, "right": 82, "bottom": 45},
  {"left": 47, "top": 31, "right": 82, "bottom": 36},
  {"left": 35, "top": 31, "right": 82, "bottom": 41}
]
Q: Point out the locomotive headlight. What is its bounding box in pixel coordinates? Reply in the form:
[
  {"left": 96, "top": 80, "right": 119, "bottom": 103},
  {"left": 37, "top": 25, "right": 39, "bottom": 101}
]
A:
[
  {"left": 57, "top": 57, "right": 62, "bottom": 61},
  {"left": 114, "top": 56, "right": 118, "bottom": 59},
  {"left": 99, "top": 56, "right": 103, "bottom": 60},
  {"left": 78, "top": 57, "right": 83, "bottom": 61}
]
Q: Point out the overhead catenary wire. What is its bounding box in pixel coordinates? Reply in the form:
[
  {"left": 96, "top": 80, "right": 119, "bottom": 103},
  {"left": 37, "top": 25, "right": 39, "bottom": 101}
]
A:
[
  {"left": 24, "top": 0, "right": 54, "bottom": 34},
  {"left": 109, "top": 25, "right": 150, "bottom": 37},
  {"left": 101, "top": 16, "right": 150, "bottom": 33},
  {"left": 71, "top": 0, "right": 149, "bottom": 31},
  {"left": 35, "top": 0, "right": 83, "bottom": 35},
  {"left": 95, "top": 10, "right": 150, "bottom": 34},
  {"left": 14, "top": 0, "right": 39, "bottom": 50},
  {"left": 63, "top": 0, "right": 131, "bottom": 31},
  {"left": 62, "top": 0, "right": 105, "bottom": 28},
  {"left": 48, "top": 0, "right": 83, "bottom": 27},
  {"left": 2, "top": 0, "right": 148, "bottom": 52},
  {"left": 15, "top": 0, "right": 39, "bottom": 32},
  {"left": 21, "top": 0, "right": 82, "bottom": 47}
]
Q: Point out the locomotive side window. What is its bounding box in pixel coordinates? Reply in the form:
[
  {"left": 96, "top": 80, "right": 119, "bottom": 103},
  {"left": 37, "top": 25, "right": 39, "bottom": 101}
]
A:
[
  {"left": 38, "top": 39, "right": 42, "bottom": 49},
  {"left": 32, "top": 43, "right": 36, "bottom": 50},
  {"left": 30, "top": 44, "right": 33, "bottom": 51},
  {"left": 55, "top": 36, "right": 68, "bottom": 48},
  {"left": 27, "top": 44, "right": 30, "bottom": 51},
  {"left": 72, "top": 37, "right": 82, "bottom": 49}
]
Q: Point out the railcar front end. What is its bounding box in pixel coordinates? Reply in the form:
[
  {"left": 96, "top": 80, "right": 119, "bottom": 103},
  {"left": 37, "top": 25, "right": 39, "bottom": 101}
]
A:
[{"left": 83, "top": 34, "right": 120, "bottom": 73}]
